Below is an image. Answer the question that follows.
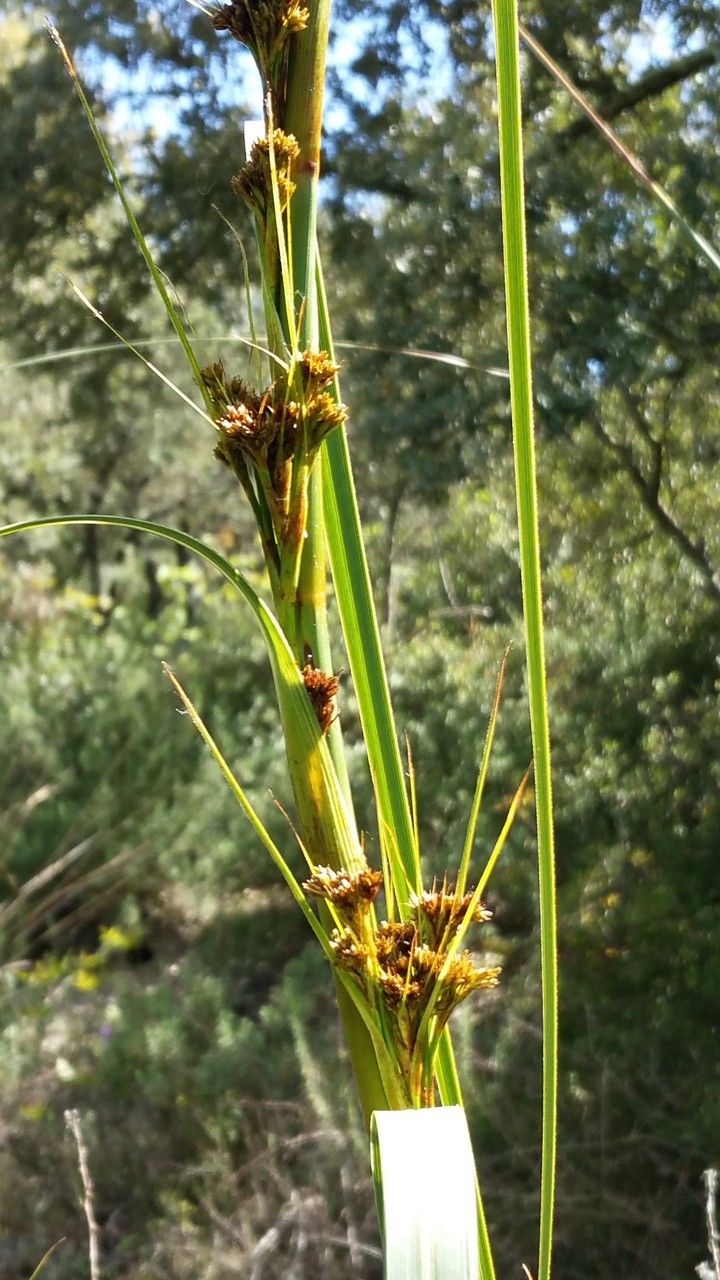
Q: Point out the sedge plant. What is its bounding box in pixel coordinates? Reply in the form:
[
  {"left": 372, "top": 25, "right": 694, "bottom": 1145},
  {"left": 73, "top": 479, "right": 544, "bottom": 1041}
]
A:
[{"left": 1, "top": 0, "right": 558, "bottom": 1275}]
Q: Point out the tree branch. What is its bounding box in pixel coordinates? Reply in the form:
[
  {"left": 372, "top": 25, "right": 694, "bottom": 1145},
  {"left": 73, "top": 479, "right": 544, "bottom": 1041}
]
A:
[
  {"left": 589, "top": 408, "right": 720, "bottom": 608},
  {"left": 560, "top": 46, "right": 718, "bottom": 142}
]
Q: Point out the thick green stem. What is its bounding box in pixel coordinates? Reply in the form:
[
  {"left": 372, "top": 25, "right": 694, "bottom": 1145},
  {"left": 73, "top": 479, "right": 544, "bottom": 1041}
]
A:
[
  {"left": 263, "top": 0, "right": 386, "bottom": 1124},
  {"left": 283, "top": 0, "right": 330, "bottom": 334},
  {"left": 282, "top": 0, "right": 353, "bottom": 800}
]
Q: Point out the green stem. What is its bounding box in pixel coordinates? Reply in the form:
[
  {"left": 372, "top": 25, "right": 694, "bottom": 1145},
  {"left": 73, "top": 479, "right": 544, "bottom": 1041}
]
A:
[
  {"left": 283, "top": 0, "right": 331, "bottom": 335},
  {"left": 282, "top": 0, "right": 353, "bottom": 801},
  {"left": 491, "top": 3, "right": 558, "bottom": 1279}
]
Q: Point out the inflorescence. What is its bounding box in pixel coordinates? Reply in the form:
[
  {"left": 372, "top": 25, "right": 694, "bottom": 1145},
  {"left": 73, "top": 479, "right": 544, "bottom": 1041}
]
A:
[
  {"left": 201, "top": 352, "right": 346, "bottom": 522},
  {"left": 212, "top": 0, "right": 309, "bottom": 88},
  {"left": 303, "top": 864, "right": 501, "bottom": 1100},
  {"left": 232, "top": 130, "right": 300, "bottom": 216}
]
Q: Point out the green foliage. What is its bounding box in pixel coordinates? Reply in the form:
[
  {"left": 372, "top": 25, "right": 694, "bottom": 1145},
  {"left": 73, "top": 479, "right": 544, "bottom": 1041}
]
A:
[{"left": 0, "top": 0, "right": 718, "bottom": 1276}]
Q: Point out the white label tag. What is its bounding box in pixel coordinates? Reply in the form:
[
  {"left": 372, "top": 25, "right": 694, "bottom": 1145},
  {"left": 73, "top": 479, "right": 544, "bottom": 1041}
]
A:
[{"left": 243, "top": 120, "right": 265, "bottom": 160}]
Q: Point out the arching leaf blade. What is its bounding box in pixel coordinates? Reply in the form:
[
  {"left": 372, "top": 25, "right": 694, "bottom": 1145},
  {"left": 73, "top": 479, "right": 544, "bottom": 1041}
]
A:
[{"left": 0, "top": 513, "right": 359, "bottom": 870}]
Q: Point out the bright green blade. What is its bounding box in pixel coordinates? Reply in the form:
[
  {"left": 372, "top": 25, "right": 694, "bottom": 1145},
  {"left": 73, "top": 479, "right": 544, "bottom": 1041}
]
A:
[
  {"left": 317, "top": 254, "right": 420, "bottom": 901},
  {"left": 492, "top": 3, "right": 558, "bottom": 1279},
  {"left": 519, "top": 23, "right": 720, "bottom": 275},
  {"left": 457, "top": 649, "right": 509, "bottom": 894},
  {"left": 27, "top": 1239, "right": 66, "bottom": 1280},
  {"left": 372, "top": 1108, "right": 480, "bottom": 1279}
]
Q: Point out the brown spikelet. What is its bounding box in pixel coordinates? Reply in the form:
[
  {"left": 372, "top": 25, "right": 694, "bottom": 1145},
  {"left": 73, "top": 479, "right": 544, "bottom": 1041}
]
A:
[
  {"left": 303, "top": 864, "right": 383, "bottom": 910},
  {"left": 212, "top": 0, "right": 308, "bottom": 66},
  {"left": 378, "top": 969, "right": 422, "bottom": 1010},
  {"left": 301, "top": 664, "right": 340, "bottom": 734},
  {"left": 434, "top": 954, "right": 502, "bottom": 1016},
  {"left": 329, "top": 928, "right": 369, "bottom": 971},
  {"left": 304, "top": 390, "right": 348, "bottom": 447},
  {"left": 298, "top": 348, "right": 340, "bottom": 391},
  {"left": 411, "top": 883, "right": 492, "bottom": 944},
  {"left": 232, "top": 130, "right": 300, "bottom": 216}
]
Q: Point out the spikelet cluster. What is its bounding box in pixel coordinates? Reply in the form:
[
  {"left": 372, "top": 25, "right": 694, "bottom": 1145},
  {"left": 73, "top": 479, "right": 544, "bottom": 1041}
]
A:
[
  {"left": 232, "top": 130, "right": 300, "bottom": 217},
  {"left": 212, "top": 0, "right": 309, "bottom": 77},
  {"left": 302, "top": 866, "right": 500, "bottom": 1082},
  {"left": 202, "top": 354, "right": 347, "bottom": 483},
  {"left": 301, "top": 664, "right": 340, "bottom": 734}
]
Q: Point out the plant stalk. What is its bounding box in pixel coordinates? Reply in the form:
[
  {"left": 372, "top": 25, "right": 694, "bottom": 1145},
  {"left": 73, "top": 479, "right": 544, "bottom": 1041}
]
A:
[{"left": 491, "top": 3, "right": 558, "bottom": 1278}]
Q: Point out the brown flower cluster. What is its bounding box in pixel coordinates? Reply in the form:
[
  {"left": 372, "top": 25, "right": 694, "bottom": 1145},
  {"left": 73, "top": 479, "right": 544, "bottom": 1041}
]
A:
[
  {"left": 304, "top": 864, "right": 384, "bottom": 911},
  {"left": 303, "top": 865, "right": 500, "bottom": 1078},
  {"left": 301, "top": 664, "right": 340, "bottom": 734},
  {"left": 409, "top": 884, "right": 492, "bottom": 945},
  {"left": 232, "top": 130, "right": 300, "bottom": 217},
  {"left": 202, "top": 354, "right": 347, "bottom": 496},
  {"left": 298, "top": 348, "right": 340, "bottom": 393},
  {"left": 212, "top": 0, "right": 308, "bottom": 77},
  {"left": 202, "top": 361, "right": 297, "bottom": 491}
]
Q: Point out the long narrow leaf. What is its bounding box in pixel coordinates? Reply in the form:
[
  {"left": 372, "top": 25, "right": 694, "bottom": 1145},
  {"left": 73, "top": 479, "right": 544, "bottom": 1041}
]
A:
[
  {"left": 2, "top": 336, "right": 507, "bottom": 377},
  {"left": 163, "top": 663, "right": 333, "bottom": 950},
  {"left": 63, "top": 276, "right": 215, "bottom": 427},
  {"left": 0, "top": 513, "right": 360, "bottom": 872},
  {"left": 27, "top": 1240, "right": 66, "bottom": 1280},
  {"left": 492, "top": 4, "right": 558, "bottom": 1279},
  {"left": 317, "top": 254, "right": 420, "bottom": 899},
  {"left": 457, "top": 649, "right": 509, "bottom": 894}
]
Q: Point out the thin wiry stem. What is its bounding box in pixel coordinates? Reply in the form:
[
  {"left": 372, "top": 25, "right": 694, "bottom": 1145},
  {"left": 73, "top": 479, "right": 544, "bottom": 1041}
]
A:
[{"left": 65, "top": 1110, "right": 101, "bottom": 1280}]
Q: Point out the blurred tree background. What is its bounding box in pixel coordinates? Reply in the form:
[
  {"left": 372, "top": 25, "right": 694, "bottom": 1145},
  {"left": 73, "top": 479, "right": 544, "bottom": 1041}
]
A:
[{"left": 0, "top": 0, "right": 718, "bottom": 1276}]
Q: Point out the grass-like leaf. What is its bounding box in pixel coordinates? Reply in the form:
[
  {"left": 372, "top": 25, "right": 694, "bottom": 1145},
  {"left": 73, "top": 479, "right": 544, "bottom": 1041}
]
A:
[
  {"left": 317, "top": 254, "right": 420, "bottom": 900},
  {"left": 63, "top": 276, "right": 215, "bottom": 427},
  {"left": 457, "top": 648, "right": 510, "bottom": 894},
  {"left": 47, "top": 22, "right": 215, "bottom": 414},
  {"left": 27, "top": 1239, "right": 66, "bottom": 1280},
  {"left": 520, "top": 23, "right": 720, "bottom": 275},
  {"left": 492, "top": 3, "right": 558, "bottom": 1277},
  {"left": 163, "top": 663, "right": 333, "bottom": 949},
  {"left": 2, "top": 335, "right": 508, "bottom": 377},
  {"left": 0, "top": 513, "right": 361, "bottom": 873}
]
